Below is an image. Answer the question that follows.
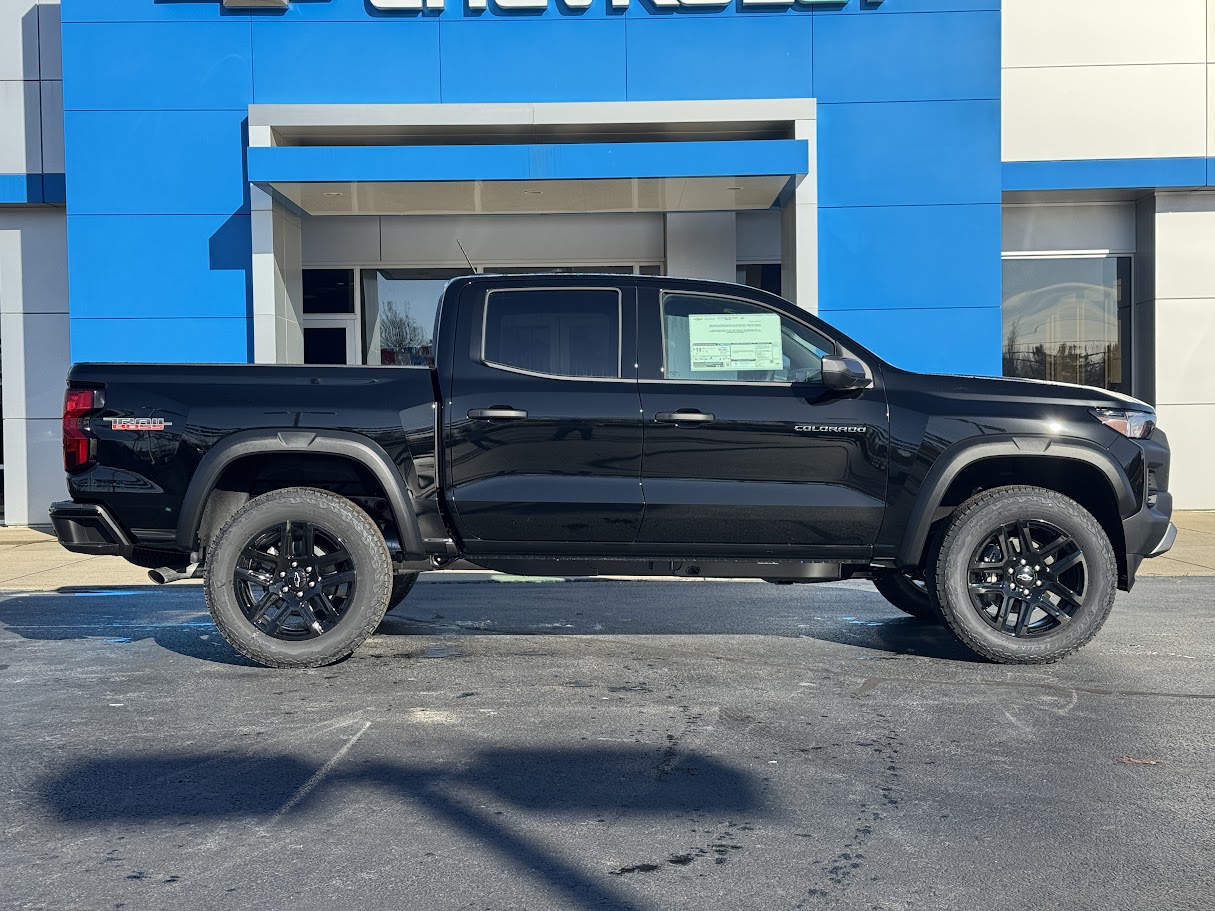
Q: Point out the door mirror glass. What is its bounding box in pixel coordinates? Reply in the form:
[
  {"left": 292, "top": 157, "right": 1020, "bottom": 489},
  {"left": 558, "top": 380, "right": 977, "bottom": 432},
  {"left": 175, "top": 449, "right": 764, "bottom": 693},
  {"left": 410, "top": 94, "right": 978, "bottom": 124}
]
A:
[{"left": 821, "top": 355, "right": 872, "bottom": 391}]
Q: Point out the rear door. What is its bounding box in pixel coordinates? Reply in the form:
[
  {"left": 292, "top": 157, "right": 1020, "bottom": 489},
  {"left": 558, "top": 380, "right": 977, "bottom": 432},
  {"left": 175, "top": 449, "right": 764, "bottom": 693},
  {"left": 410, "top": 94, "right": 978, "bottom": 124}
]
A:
[
  {"left": 636, "top": 285, "right": 889, "bottom": 552},
  {"left": 444, "top": 281, "right": 643, "bottom": 549}
]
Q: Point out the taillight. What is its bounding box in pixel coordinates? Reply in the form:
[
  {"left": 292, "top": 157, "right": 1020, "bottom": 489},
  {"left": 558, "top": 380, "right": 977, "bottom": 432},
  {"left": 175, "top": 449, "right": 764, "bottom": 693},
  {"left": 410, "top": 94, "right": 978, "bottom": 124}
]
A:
[{"left": 63, "top": 387, "right": 103, "bottom": 473}]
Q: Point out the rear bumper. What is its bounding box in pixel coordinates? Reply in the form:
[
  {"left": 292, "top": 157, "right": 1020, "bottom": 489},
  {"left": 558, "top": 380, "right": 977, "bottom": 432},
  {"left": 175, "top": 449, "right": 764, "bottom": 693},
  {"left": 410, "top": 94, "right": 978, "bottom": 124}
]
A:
[{"left": 49, "top": 501, "right": 133, "bottom": 557}]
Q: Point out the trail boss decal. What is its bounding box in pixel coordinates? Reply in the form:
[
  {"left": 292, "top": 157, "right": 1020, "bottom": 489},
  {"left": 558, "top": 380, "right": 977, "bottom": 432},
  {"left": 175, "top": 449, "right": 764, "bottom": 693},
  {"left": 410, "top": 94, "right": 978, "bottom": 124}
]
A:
[
  {"left": 795, "top": 424, "right": 866, "bottom": 433},
  {"left": 106, "top": 417, "right": 172, "bottom": 432}
]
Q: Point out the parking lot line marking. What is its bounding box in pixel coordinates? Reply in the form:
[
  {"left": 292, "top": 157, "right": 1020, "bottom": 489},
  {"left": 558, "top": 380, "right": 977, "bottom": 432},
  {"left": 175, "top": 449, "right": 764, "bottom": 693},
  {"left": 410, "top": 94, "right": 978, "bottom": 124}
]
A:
[{"left": 270, "top": 720, "right": 371, "bottom": 823}]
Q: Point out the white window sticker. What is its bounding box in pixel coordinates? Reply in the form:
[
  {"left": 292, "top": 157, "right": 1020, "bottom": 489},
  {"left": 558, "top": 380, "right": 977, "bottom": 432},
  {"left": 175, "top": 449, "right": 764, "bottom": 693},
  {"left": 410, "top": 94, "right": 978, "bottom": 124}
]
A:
[{"left": 687, "top": 313, "right": 783, "bottom": 371}]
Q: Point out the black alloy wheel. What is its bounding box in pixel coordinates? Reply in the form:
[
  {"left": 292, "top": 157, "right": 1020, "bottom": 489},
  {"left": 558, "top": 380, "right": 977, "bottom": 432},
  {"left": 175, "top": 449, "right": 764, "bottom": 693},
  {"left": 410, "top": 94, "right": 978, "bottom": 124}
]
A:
[
  {"left": 205, "top": 487, "right": 393, "bottom": 668},
  {"left": 929, "top": 485, "right": 1116, "bottom": 664},
  {"left": 966, "top": 520, "right": 1087, "bottom": 638},
  {"left": 234, "top": 520, "right": 359, "bottom": 641}
]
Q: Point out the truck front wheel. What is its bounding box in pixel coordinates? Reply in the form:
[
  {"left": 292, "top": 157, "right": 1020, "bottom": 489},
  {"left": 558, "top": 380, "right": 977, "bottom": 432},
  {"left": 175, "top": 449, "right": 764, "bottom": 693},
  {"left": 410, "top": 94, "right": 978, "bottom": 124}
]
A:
[
  {"left": 204, "top": 487, "right": 393, "bottom": 669},
  {"left": 871, "top": 571, "right": 939, "bottom": 621},
  {"left": 928, "top": 485, "right": 1116, "bottom": 664}
]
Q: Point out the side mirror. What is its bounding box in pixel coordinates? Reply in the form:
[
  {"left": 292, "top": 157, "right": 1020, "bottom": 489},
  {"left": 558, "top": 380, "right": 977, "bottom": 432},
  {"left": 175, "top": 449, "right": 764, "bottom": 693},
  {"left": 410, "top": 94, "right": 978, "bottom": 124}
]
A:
[{"left": 821, "top": 355, "right": 872, "bottom": 391}]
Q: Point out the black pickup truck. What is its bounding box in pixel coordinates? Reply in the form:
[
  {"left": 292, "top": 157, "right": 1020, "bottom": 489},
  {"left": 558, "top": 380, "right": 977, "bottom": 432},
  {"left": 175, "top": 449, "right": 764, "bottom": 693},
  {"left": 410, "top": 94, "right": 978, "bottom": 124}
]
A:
[{"left": 51, "top": 274, "right": 1176, "bottom": 668}]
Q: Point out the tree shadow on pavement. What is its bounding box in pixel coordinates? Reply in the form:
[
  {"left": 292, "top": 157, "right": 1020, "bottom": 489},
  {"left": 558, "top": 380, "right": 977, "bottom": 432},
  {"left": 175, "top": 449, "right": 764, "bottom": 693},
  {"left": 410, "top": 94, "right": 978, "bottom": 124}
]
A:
[{"left": 38, "top": 743, "right": 762, "bottom": 911}]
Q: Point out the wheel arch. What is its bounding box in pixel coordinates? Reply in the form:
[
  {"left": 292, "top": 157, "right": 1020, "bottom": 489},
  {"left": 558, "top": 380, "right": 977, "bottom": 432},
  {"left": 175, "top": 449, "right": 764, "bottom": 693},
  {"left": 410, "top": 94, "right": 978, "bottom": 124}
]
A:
[
  {"left": 177, "top": 429, "right": 424, "bottom": 560},
  {"left": 898, "top": 438, "right": 1135, "bottom": 580}
]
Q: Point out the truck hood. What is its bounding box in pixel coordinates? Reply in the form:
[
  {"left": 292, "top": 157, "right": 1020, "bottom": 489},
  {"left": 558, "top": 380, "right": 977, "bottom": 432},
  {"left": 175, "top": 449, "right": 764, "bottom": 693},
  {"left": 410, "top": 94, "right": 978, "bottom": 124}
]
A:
[{"left": 896, "top": 370, "right": 1154, "bottom": 412}]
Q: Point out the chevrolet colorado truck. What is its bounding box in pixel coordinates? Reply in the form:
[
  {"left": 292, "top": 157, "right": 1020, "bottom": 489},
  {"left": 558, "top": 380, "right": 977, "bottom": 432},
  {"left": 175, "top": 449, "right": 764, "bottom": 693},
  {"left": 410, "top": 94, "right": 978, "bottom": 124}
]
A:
[{"left": 51, "top": 274, "right": 1176, "bottom": 668}]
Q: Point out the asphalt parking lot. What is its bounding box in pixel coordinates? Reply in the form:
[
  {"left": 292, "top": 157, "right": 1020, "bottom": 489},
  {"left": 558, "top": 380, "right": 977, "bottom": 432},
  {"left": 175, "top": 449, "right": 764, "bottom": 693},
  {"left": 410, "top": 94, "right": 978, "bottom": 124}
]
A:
[{"left": 1, "top": 576, "right": 1213, "bottom": 911}]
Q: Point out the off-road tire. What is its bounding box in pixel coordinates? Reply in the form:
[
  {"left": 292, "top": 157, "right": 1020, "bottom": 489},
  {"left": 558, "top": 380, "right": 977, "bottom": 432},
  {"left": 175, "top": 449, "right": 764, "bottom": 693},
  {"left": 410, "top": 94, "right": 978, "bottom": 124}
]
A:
[
  {"left": 387, "top": 572, "right": 420, "bottom": 612},
  {"left": 205, "top": 487, "right": 393, "bottom": 669},
  {"left": 929, "top": 485, "right": 1116, "bottom": 664},
  {"left": 872, "top": 570, "right": 938, "bottom": 621}
]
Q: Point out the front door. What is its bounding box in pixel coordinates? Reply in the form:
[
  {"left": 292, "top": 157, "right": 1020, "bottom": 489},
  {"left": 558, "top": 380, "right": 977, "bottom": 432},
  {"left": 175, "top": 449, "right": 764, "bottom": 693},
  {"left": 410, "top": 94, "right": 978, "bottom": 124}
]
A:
[
  {"left": 444, "top": 281, "right": 643, "bottom": 548},
  {"left": 637, "top": 287, "right": 889, "bottom": 552}
]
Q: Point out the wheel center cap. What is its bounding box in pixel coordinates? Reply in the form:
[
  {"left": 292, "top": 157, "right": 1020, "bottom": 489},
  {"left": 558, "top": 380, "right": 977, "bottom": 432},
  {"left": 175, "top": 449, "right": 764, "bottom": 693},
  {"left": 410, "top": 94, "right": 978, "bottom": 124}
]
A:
[
  {"left": 288, "top": 569, "right": 307, "bottom": 590},
  {"left": 1015, "top": 567, "right": 1036, "bottom": 586}
]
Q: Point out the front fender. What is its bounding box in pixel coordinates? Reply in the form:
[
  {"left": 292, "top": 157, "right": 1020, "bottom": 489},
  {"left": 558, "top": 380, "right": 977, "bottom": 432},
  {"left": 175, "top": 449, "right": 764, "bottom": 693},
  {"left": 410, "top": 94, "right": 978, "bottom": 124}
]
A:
[{"left": 895, "top": 435, "right": 1136, "bottom": 568}]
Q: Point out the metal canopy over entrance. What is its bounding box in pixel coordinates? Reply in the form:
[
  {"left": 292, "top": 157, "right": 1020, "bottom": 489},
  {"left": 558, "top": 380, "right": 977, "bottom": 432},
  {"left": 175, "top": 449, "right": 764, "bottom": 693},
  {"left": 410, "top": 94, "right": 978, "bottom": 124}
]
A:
[{"left": 247, "top": 99, "right": 818, "bottom": 364}]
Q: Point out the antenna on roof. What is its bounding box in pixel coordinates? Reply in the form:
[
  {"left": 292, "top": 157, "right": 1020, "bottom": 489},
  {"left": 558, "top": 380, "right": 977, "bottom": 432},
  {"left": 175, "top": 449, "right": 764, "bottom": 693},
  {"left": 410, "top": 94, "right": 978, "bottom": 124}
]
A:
[{"left": 455, "top": 238, "right": 477, "bottom": 274}]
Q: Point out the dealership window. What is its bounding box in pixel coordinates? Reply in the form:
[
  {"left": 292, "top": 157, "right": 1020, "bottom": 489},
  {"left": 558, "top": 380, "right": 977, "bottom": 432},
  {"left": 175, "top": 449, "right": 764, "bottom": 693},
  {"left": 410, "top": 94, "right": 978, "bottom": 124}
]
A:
[
  {"left": 1002, "top": 257, "right": 1132, "bottom": 393},
  {"left": 302, "top": 269, "right": 359, "bottom": 365},
  {"left": 361, "top": 269, "right": 462, "bottom": 366},
  {"left": 736, "top": 264, "right": 782, "bottom": 297},
  {"left": 306, "top": 265, "right": 657, "bottom": 366}
]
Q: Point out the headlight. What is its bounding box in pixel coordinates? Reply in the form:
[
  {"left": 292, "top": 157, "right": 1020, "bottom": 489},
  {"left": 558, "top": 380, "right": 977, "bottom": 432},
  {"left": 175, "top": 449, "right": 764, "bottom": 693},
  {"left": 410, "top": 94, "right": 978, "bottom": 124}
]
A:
[{"left": 1092, "top": 408, "right": 1156, "bottom": 439}]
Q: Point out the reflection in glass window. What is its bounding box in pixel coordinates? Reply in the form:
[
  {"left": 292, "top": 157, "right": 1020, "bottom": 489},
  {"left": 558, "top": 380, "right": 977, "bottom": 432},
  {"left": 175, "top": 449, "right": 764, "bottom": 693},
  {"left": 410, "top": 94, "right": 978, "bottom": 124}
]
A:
[
  {"left": 361, "top": 269, "right": 464, "bottom": 366},
  {"left": 484, "top": 289, "right": 620, "bottom": 379},
  {"left": 662, "top": 293, "right": 832, "bottom": 385},
  {"left": 1002, "top": 257, "right": 1132, "bottom": 392}
]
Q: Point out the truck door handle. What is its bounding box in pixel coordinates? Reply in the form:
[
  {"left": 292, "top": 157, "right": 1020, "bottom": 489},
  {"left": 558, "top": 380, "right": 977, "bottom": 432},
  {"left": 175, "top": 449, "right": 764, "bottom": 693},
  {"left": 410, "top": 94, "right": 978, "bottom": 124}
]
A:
[
  {"left": 468, "top": 407, "right": 528, "bottom": 421},
  {"left": 655, "top": 410, "right": 715, "bottom": 424}
]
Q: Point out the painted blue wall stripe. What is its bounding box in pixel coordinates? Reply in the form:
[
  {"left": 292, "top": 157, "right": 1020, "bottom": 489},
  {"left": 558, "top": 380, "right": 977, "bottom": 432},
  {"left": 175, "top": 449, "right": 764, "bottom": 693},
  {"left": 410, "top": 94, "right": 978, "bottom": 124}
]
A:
[
  {"left": 248, "top": 140, "right": 810, "bottom": 183},
  {"left": 1003, "top": 158, "right": 1211, "bottom": 192}
]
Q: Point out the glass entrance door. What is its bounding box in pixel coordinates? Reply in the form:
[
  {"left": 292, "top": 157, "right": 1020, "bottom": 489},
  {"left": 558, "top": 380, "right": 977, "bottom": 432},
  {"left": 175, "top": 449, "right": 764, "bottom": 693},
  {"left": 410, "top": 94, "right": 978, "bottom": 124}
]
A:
[{"left": 302, "top": 269, "right": 359, "bottom": 365}]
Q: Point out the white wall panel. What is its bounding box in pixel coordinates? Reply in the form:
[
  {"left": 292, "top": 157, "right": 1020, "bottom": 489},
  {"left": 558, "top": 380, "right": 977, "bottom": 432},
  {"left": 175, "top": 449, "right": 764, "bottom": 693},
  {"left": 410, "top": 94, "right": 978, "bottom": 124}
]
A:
[
  {"left": 0, "top": 209, "right": 67, "bottom": 314},
  {"left": 1155, "top": 193, "right": 1215, "bottom": 300},
  {"left": 1004, "top": 0, "right": 1206, "bottom": 68},
  {"left": 38, "top": 1, "right": 60, "bottom": 80},
  {"left": 39, "top": 78, "right": 61, "bottom": 173},
  {"left": 0, "top": 80, "right": 41, "bottom": 173},
  {"left": 1156, "top": 405, "right": 1215, "bottom": 509},
  {"left": 301, "top": 216, "right": 380, "bottom": 265},
  {"left": 1153, "top": 299, "right": 1215, "bottom": 406},
  {"left": 3, "top": 418, "right": 68, "bottom": 528},
  {"left": 1003, "top": 203, "right": 1136, "bottom": 254},
  {"left": 0, "top": 311, "right": 69, "bottom": 420},
  {"left": 0, "top": 0, "right": 40, "bottom": 81},
  {"left": 1003, "top": 65, "right": 1207, "bottom": 162},
  {"left": 1209, "top": 64, "right": 1215, "bottom": 156},
  {"left": 665, "top": 213, "right": 735, "bottom": 283},
  {"left": 378, "top": 214, "right": 664, "bottom": 267},
  {"left": 736, "top": 210, "right": 782, "bottom": 263}
]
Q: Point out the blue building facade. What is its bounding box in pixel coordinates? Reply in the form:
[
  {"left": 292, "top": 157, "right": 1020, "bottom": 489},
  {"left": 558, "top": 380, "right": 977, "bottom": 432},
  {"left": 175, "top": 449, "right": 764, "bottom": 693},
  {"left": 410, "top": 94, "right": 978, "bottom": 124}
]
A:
[{"left": 59, "top": 0, "right": 1003, "bottom": 375}]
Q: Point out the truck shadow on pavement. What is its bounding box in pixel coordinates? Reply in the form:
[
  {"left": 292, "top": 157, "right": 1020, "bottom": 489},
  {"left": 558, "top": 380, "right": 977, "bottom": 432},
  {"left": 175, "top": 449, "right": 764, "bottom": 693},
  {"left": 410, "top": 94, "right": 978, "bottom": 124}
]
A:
[
  {"left": 0, "top": 580, "right": 981, "bottom": 665},
  {"left": 38, "top": 742, "right": 762, "bottom": 911}
]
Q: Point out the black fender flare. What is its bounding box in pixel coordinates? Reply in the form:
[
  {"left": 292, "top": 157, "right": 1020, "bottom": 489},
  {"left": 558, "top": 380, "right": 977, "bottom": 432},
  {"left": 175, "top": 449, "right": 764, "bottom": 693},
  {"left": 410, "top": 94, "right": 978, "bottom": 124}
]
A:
[
  {"left": 176, "top": 429, "right": 425, "bottom": 559},
  {"left": 896, "top": 435, "right": 1136, "bottom": 568}
]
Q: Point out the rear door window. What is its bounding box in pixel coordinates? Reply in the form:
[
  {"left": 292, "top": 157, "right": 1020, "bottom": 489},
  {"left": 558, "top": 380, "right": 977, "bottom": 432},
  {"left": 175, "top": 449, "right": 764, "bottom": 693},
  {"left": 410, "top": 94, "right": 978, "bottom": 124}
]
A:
[{"left": 483, "top": 288, "right": 622, "bottom": 379}]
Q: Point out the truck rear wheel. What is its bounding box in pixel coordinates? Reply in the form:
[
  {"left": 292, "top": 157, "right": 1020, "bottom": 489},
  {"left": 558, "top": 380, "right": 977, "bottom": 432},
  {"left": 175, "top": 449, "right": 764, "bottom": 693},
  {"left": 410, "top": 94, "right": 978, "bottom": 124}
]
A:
[
  {"left": 928, "top": 485, "right": 1116, "bottom": 664},
  {"left": 871, "top": 571, "right": 939, "bottom": 621},
  {"left": 204, "top": 487, "right": 393, "bottom": 669}
]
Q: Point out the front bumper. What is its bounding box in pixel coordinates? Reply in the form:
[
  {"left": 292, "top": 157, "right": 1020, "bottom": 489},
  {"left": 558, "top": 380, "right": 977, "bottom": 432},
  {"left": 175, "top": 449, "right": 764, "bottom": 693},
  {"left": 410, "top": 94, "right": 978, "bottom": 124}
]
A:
[{"left": 49, "top": 501, "right": 133, "bottom": 557}]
